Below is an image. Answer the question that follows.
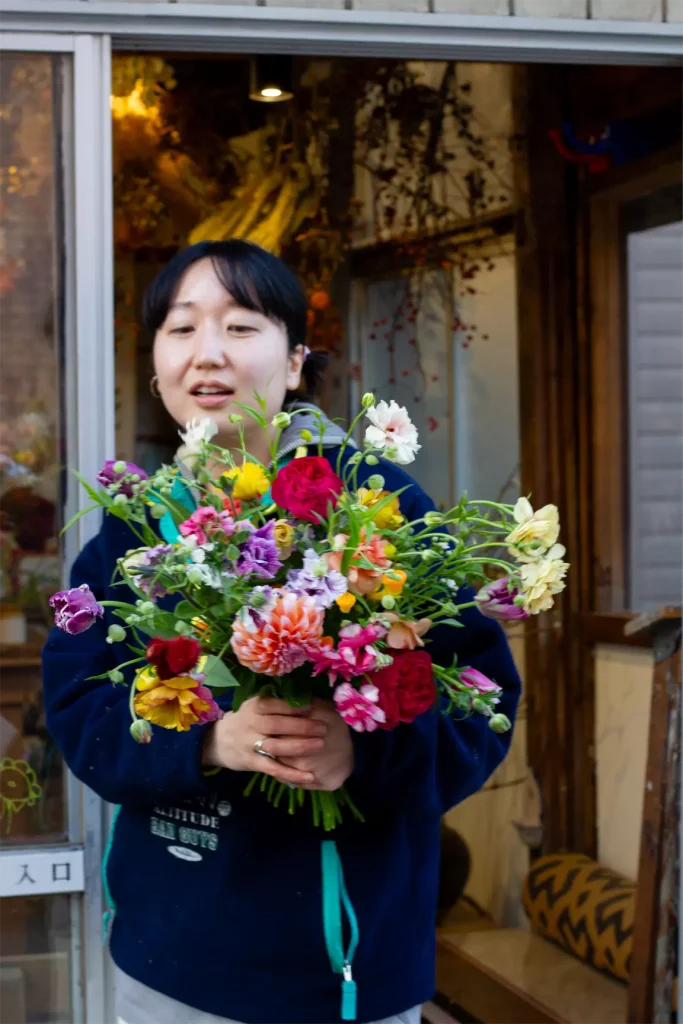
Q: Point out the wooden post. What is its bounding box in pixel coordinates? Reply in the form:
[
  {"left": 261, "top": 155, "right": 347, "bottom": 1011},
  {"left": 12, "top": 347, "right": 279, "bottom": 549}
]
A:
[{"left": 625, "top": 607, "right": 681, "bottom": 1024}]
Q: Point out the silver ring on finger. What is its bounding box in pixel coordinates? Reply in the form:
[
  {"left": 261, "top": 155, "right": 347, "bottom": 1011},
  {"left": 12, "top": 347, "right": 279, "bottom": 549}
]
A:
[{"left": 253, "top": 737, "right": 278, "bottom": 761}]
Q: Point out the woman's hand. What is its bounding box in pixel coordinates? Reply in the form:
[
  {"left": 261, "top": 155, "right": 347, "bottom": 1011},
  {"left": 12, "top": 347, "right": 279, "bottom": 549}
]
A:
[
  {"left": 279, "top": 699, "right": 354, "bottom": 792},
  {"left": 202, "top": 696, "right": 327, "bottom": 788}
]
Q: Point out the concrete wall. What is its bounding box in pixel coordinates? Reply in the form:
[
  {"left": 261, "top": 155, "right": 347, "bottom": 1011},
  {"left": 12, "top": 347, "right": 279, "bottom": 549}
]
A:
[{"left": 86, "top": 0, "right": 683, "bottom": 21}]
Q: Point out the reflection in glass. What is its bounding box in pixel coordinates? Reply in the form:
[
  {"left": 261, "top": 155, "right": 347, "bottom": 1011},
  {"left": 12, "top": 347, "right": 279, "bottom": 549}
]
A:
[
  {"left": 0, "top": 54, "right": 67, "bottom": 844},
  {"left": 0, "top": 894, "right": 72, "bottom": 1023}
]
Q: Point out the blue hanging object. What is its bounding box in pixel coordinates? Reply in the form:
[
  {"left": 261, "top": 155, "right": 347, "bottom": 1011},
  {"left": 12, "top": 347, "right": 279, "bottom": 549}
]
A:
[{"left": 321, "top": 840, "right": 360, "bottom": 1022}]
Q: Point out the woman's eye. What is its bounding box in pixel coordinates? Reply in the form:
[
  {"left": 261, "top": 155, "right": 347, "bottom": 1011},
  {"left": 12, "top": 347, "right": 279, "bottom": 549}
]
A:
[
  {"left": 228, "top": 324, "right": 256, "bottom": 335},
  {"left": 169, "top": 325, "right": 194, "bottom": 336}
]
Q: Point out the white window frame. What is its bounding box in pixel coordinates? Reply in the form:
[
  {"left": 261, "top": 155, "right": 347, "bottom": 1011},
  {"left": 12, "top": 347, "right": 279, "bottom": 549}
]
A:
[
  {"left": 0, "top": 29, "right": 115, "bottom": 1024},
  {"left": 0, "top": 7, "right": 680, "bottom": 1023}
]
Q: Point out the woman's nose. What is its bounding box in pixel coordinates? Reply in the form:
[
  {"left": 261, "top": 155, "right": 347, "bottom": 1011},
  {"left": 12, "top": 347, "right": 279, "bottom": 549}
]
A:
[{"left": 192, "top": 323, "right": 229, "bottom": 368}]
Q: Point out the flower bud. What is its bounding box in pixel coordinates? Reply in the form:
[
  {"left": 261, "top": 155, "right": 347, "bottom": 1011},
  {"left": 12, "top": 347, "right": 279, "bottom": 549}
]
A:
[
  {"left": 113, "top": 460, "right": 127, "bottom": 475},
  {"left": 109, "top": 669, "right": 124, "bottom": 684},
  {"left": 367, "top": 474, "right": 385, "bottom": 491},
  {"left": 107, "top": 624, "right": 126, "bottom": 643},
  {"left": 472, "top": 697, "right": 489, "bottom": 715},
  {"left": 365, "top": 454, "right": 378, "bottom": 466},
  {"left": 228, "top": 413, "right": 243, "bottom": 424},
  {"left": 421, "top": 549, "right": 437, "bottom": 562},
  {"left": 272, "top": 411, "right": 291, "bottom": 429},
  {"left": 489, "top": 713, "right": 512, "bottom": 734},
  {"left": 424, "top": 510, "right": 444, "bottom": 525},
  {"left": 300, "top": 428, "right": 313, "bottom": 443},
  {"left": 362, "top": 392, "right": 376, "bottom": 408},
  {"left": 138, "top": 601, "right": 155, "bottom": 616},
  {"left": 375, "top": 652, "right": 394, "bottom": 669},
  {"left": 113, "top": 494, "right": 128, "bottom": 507},
  {"left": 130, "top": 719, "right": 153, "bottom": 744},
  {"left": 381, "top": 594, "right": 396, "bottom": 610},
  {"left": 130, "top": 474, "right": 141, "bottom": 483}
]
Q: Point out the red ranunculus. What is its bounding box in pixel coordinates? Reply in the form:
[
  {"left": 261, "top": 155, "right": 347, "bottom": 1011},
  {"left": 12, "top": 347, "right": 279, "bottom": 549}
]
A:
[
  {"left": 145, "top": 636, "right": 201, "bottom": 680},
  {"left": 371, "top": 650, "right": 436, "bottom": 730},
  {"left": 271, "top": 456, "right": 343, "bottom": 524}
]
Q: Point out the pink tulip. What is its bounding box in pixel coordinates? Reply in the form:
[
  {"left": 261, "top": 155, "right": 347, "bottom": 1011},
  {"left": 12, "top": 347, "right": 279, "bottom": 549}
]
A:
[{"left": 475, "top": 578, "right": 529, "bottom": 621}]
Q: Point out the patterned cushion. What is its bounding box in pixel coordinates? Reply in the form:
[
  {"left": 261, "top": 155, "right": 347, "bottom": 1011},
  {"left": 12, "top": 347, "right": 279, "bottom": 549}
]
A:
[{"left": 523, "top": 853, "right": 634, "bottom": 984}]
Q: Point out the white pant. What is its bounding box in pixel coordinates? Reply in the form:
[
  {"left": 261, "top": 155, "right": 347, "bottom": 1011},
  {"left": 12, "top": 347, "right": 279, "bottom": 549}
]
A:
[{"left": 115, "top": 967, "right": 422, "bottom": 1024}]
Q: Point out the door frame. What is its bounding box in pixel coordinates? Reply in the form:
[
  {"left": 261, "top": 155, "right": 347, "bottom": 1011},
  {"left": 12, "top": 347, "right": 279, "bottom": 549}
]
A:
[
  {"left": 0, "top": 10, "right": 680, "bottom": 1023},
  {"left": 0, "top": 29, "right": 115, "bottom": 1024},
  {"left": 2, "top": 0, "right": 682, "bottom": 65}
]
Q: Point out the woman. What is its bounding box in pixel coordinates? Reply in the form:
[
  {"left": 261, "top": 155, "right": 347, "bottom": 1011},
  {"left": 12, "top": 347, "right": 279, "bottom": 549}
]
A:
[{"left": 42, "top": 241, "right": 521, "bottom": 1024}]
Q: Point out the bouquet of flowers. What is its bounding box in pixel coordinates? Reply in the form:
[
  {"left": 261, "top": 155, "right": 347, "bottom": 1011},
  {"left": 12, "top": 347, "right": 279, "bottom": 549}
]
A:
[{"left": 50, "top": 395, "right": 568, "bottom": 830}]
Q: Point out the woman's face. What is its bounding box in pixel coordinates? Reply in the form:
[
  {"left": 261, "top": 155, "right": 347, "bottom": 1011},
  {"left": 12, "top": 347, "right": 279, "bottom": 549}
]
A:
[{"left": 153, "top": 258, "right": 303, "bottom": 447}]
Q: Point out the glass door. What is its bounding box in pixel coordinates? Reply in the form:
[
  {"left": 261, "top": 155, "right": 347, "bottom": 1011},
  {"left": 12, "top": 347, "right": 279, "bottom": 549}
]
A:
[{"left": 0, "top": 32, "right": 114, "bottom": 1024}]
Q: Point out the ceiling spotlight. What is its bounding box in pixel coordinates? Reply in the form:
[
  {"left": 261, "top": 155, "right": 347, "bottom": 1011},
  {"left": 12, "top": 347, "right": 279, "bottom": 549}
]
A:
[{"left": 249, "top": 56, "right": 293, "bottom": 104}]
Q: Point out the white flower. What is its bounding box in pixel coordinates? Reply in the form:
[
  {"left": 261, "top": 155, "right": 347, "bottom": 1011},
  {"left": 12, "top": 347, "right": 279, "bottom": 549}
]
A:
[
  {"left": 506, "top": 498, "right": 560, "bottom": 561},
  {"left": 364, "top": 400, "right": 421, "bottom": 466},
  {"left": 186, "top": 563, "right": 222, "bottom": 589},
  {"left": 518, "top": 543, "right": 569, "bottom": 614},
  {"left": 178, "top": 418, "right": 218, "bottom": 453}
]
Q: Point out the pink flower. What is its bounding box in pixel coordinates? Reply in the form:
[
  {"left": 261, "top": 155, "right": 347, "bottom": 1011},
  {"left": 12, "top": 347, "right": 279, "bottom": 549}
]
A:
[
  {"left": 325, "top": 531, "right": 393, "bottom": 596},
  {"left": 310, "top": 621, "right": 388, "bottom": 685},
  {"left": 193, "top": 685, "right": 224, "bottom": 724},
  {"left": 333, "top": 682, "right": 386, "bottom": 732},
  {"left": 461, "top": 667, "right": 502, "bottom": 697},
  {"left": 383, "top": 614, "right": 432, "bottom": 650},
  {"left": 178, "top": 507, "right": 219, "bottom": 546},
  {"left": 475, "top": 578, "right": 529, "bottom": 622}
]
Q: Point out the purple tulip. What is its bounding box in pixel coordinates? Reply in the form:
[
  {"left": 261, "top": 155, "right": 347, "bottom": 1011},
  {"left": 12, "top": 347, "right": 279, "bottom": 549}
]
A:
[
  {"left": 97, "top": 460, "right": 148, "bottom": 498},
  {"left": 50, "top": 584, "right": 104, "bottom": 634},
  {"left": 475, "top": 577, "right": 529, "bottom": 621},
  {"left": 461, "top": 667, "right": 502, "bottom": 696}
]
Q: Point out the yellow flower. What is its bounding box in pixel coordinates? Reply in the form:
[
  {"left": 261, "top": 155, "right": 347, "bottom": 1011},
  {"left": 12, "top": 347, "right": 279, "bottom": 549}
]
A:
[
  {"left": 191, "top": 617, "right": 212, "bottom": 641},
  {"left": 380, "top": 569, "right": 407, "bottom": 596},
  {"left": 518, "top": 544, "right": 569, "bottom": 614},
  {"left": 273, "top": 519, "right": 295, "bottom": 558},
  {"left": 506, "top": 498, "right": 560, "bottom": 561},
  {"left": 134, "top": 670, "right": 211, "bottom": 731},
  {"left": 336, "top": 592, "right": 357, "bottom": 613},
  {"left": 223, "top": 462, "right": 270, "bottom": 501},
  {"left": 356, "top": 488, "right": 404, "bottom": 529}
]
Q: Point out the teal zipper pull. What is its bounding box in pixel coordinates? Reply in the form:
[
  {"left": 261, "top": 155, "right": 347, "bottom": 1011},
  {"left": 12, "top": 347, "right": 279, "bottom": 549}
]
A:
[
  {"left": 321, "top": 841, "right": 360, "bottom": 1022},
  {"left": 341, "top": 963, "right": 357, "bottom": 1022}
]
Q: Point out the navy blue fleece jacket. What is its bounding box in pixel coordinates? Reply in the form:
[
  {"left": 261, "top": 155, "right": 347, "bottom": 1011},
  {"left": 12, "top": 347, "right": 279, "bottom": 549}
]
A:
[{"left": 42, "top": 450, "right": 520, "bottom": 1024}]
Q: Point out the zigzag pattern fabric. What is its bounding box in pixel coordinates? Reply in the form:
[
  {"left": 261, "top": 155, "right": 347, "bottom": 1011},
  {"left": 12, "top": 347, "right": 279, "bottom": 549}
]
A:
[{"left": 522, "top": 853, "right": 634, "bottom": 984}]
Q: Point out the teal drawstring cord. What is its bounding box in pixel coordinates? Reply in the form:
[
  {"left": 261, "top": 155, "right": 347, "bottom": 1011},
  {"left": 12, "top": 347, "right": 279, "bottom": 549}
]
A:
[
  {"left": 102, "top": 804, "right": 121, "bottom": 944},
  {"left": 321, "top": 840, "right": 360, "bottom": 1021}
]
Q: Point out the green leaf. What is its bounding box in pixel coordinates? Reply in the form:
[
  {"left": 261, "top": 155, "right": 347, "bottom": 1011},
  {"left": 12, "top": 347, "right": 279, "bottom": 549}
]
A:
[
  {"left": 72, "top": 468, "right": 112, "bottom": 509},
  {"left": 174, "top": 600, "right": 196, "bottom": 620},
  {"left": 233, "top": 402, "right": 267, "bottom": 429},
  {"left": 436, "top": 618, "right": 464, "bottom": 628},
  {"left": 202, "top": 656, "right": 239, "bottom": 689}
]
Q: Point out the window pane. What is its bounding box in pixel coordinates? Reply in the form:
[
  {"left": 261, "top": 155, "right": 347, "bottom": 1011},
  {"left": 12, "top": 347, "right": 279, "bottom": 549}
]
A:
[
  {"left": 0, "top": 54, "right": 68, "bottom": 844},
  {"left": 0, "top": 894, "right": 73, "bottom": 1023}
]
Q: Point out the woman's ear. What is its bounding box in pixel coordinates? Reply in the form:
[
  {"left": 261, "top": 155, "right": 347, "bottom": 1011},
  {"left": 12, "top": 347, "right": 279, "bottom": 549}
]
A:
[{"left": 286, "top": 345, "right": 305, "bottom": 391}]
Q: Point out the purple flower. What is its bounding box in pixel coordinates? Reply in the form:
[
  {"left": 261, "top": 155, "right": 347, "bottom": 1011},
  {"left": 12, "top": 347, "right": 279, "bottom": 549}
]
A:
[
  {"left": 287, "top": 549, "right": 347, "bottom": 609},
  {"left": 134, "top": 543, "right": 173, "bottom": 600},
  {"left": 236, "top": 521, "right": 282, "bottom": 580},
  {"left": 475, "top": 577, "right": 529, "bottom": 622},
  {"left": 50, "top": 584, "right": 104, "bottom": 634},
  {"left": 97, "top": 460, "right": 148, "bottom": 498}
]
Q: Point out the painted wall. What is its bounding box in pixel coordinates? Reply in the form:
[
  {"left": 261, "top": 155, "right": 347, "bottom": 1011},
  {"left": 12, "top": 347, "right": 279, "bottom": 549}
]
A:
[
  {"left": 595, "top": 644, "right": 653, "bottom": 881},
  {"left": 91, "top": 0, "right": 681, "bottom": 22}
]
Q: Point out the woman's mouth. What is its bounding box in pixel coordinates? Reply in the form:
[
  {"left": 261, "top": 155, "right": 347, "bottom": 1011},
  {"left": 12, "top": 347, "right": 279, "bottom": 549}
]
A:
[{"left": 190, "top": 383, "right": 235, "bottom": 409}]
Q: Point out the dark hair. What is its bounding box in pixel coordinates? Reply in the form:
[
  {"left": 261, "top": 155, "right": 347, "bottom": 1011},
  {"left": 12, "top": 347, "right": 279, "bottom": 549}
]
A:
[{"left": 142, "top": 239, "right": 327, "bottom": 397}]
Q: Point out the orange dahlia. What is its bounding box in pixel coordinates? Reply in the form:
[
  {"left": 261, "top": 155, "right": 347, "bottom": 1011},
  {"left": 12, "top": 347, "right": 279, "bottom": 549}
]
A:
[{"left": 230, "top": 592, "right": 324, "bottom": 676}]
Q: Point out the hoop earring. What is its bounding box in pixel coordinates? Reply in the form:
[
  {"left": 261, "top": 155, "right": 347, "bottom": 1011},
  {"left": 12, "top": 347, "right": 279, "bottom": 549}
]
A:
[{"left": 149, "top": 376, "right": 161, "bottom": 398}]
